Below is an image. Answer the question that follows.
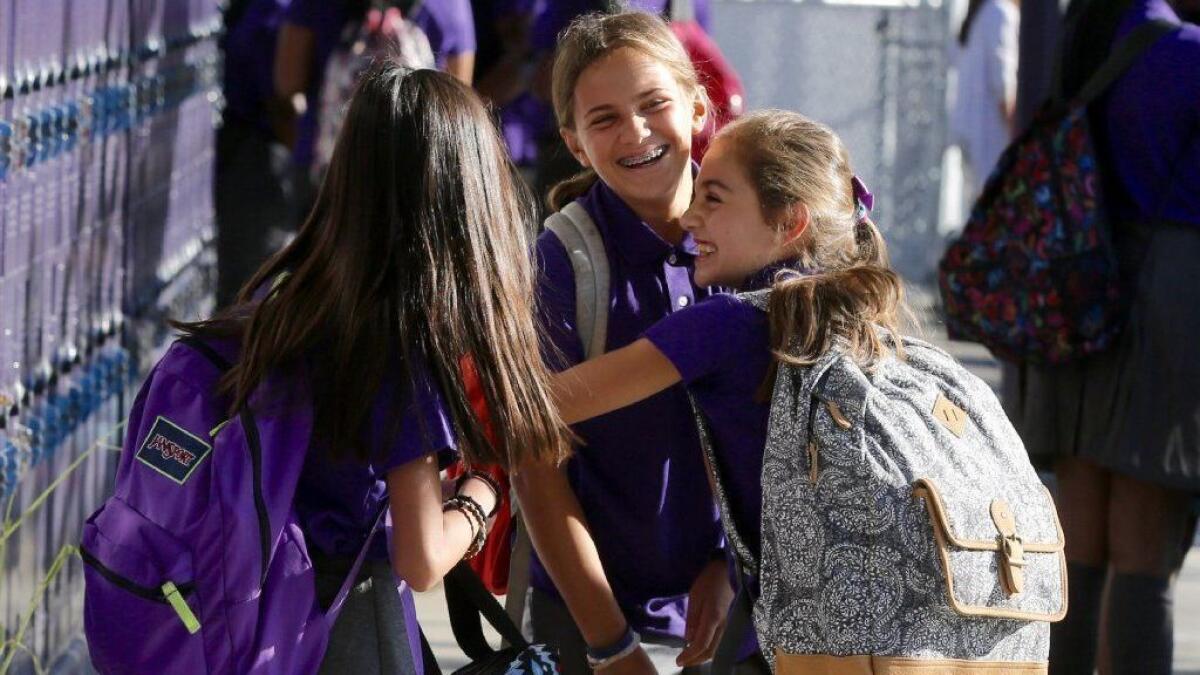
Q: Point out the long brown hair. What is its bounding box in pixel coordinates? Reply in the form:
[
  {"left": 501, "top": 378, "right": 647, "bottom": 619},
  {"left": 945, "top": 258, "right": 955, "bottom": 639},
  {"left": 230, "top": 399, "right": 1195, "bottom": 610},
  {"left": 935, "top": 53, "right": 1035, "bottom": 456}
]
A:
[
  {"left": 719, "top": 111, "right": 912, "bottom": 370},
  {"left": 546, "top": 10, "right": 707, "bottom": 211},
  {"left": 179, "top": 63, "right": 571, "bottom": 467}
]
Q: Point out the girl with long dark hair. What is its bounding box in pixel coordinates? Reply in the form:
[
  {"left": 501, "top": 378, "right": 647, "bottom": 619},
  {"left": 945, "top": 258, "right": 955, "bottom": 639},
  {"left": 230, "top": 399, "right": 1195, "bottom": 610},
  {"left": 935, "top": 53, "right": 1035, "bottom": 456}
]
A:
[{"left": 181, "top": 62, "right": 570, "bottom": 672}]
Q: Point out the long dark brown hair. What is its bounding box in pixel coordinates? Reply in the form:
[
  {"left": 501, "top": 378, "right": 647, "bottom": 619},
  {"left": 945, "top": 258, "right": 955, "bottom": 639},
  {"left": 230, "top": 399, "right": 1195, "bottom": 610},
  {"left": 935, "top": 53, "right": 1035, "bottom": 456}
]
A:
[
  {"left": 719, "top": 111, "right": 913, "bottom": 373},
  {"left": 180, "top": 63, "right": 571, "bottom": 467}
]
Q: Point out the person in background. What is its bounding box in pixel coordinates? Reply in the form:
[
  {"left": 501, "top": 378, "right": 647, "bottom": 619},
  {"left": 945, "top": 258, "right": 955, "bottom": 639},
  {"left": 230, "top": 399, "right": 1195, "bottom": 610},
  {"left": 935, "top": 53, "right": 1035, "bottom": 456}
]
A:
[
  {"left": 1012, "top": 1, "right": 1199, "bottom": 673},
  {"left": 951, "top": 0, "right": 1020, "bottom": 199},
  {"left": 410, "top": 0, "right": 478, "bottom": 84},
  {"left": 216, "top": 0, "right": 350, "bottom": 307}
]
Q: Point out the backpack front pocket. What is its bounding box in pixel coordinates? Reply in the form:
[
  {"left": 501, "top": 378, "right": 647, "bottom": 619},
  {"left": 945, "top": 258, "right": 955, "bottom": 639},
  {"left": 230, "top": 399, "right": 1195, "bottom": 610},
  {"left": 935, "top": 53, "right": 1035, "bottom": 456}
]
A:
[{"left": 81, "top": 497, "right": 208, "bottom": 674}]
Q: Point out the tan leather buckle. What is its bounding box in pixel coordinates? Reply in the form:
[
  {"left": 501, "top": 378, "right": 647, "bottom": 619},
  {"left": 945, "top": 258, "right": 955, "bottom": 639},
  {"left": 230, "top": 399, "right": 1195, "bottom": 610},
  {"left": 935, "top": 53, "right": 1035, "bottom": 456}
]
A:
[{"left": 991, "top": 499, "right": 1026, "bottom": 596}]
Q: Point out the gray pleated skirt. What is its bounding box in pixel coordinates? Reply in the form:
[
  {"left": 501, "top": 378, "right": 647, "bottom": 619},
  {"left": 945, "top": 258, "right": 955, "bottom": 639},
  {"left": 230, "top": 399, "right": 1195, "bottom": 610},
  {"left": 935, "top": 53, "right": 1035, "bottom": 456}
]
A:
[{"left": 1013, "top": 223, "right": 1200, "bottom": 492}]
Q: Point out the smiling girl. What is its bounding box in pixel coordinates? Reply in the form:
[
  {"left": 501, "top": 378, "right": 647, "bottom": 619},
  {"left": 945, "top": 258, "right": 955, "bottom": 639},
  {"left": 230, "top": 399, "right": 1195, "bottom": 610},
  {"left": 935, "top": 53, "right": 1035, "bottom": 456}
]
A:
[
  {"left": 512, "top": 11, "right": 732, "bottom": 675},
  {"left": 534, "top": 109, "right": 908, "bottom": 672}
]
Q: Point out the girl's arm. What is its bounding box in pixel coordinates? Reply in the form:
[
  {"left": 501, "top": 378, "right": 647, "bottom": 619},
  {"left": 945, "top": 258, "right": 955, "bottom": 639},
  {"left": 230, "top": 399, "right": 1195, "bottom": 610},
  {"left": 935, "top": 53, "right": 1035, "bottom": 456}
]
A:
[
  {"left": 385, "top": 453, "right": 497, "bottom": 591},
  {"left": 513, "top": 462, "right": 657, "bottom": 675},
  {"left": 553, "top": 338, "right": 682, "bottom": 425}
]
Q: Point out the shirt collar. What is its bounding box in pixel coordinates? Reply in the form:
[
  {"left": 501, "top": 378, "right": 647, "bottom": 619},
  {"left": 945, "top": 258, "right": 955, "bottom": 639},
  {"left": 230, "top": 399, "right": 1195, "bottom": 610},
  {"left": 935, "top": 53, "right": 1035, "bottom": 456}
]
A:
[
  {"left": 582, "top": 162, "right": 701, "bottom": 266},
  {"left": 740, "top": 258, "right": 807, "bottom": 292}
]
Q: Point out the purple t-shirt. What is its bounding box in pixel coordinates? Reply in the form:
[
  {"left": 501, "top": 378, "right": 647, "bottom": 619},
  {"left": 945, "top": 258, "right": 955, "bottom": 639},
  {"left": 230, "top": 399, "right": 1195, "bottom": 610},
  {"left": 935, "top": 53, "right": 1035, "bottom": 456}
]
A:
[
  {"left": 531, "top": 0, "right": 712, "bottom": 51},
  {"left": 642, "top": 271, "right": 780, "bottom": 563},
  {"left": 412, "top": 0, "right": 478, "bottom": 69},
  {"left": 1105, "top": 0, "right": 1200, "bottom": 225},
  {"left": 533, "top": 178, "right": 725, "bottom": 641},
  {"left": 294, "top": 357, "right": 458, "bottom": 560}
]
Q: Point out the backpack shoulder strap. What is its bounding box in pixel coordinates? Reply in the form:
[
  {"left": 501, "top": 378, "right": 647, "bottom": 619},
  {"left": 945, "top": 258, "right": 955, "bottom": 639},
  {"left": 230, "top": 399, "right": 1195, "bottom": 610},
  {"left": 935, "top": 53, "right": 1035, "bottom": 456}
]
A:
[
  {"left": 178, "top": 335, "right": 232, "bottom": 372},
  {"left": 545, "top": 201, "right": 611, "bottom": 360},
  {"left": 1074, "top": 19, "right": 1177, "bottom": 107}
]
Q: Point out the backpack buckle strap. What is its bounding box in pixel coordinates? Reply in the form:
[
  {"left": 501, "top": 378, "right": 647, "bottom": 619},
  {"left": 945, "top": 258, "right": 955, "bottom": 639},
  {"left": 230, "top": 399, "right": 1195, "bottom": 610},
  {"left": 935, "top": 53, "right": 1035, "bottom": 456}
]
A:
[{"left": 991, "top": 499, "right": 1026, "bottom": 596}]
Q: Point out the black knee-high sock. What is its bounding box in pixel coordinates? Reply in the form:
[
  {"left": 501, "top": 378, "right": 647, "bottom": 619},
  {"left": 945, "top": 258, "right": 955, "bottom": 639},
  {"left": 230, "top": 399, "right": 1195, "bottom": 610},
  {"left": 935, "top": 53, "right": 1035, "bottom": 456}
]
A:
[
  {"left": 1107, "top": 571, "right": 1175, "bottom": 675},
  {"left": 1049, "top": 562, "right": 1106, "bottom": 675}
]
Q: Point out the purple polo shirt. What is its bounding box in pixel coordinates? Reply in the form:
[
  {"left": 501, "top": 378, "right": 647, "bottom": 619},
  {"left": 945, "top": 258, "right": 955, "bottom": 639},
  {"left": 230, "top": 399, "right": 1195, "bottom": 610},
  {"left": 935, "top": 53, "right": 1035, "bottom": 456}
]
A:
[
  {"left": 642, "top": 265, "right": 787, "bottom": 564},
  {"left": 531, "top": 0, "right": 712, "bottom": 51},
  {"left": 532, "top": 179, "right": 725, "bottom": 641},
  {"left": 412, "top": 0, "right": 478, "bottom": 70},
  {"left": 295, "top": 356, "right": 458, "bottom": 560},
  {"left": 1105, "top": 0, "right": 1200, "bottom": 225},
  {"left": 283, "top": 0, "right": 351, "bottom": 167}
]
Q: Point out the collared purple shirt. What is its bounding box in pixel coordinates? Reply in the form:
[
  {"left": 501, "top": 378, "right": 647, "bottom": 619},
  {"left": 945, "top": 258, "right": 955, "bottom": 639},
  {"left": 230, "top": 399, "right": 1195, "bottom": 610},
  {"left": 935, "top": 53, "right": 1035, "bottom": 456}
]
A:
[
  {"left": 1105, "top": 0, "right": 1200, "bottom": 225},
  {"left": 642, "top": 264, "right": 793, "bottom": 564},
  {"left": 533, "top": 178, "right": 725, "bottom": 641},
  {"left": 411, "top": 0, "right": 478, "bottom": 70},
  {"left": 531, "top": 0, "right": 712, "bottom": 52},
  {"left": 295, "top": 357, "right": 458, "bottom": 560}
]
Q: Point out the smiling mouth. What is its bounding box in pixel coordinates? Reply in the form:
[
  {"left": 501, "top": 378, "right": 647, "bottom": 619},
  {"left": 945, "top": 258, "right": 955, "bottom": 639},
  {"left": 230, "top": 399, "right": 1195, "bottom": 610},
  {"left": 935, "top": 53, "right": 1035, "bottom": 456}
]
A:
[
  {"left": 696, "top": 241, "right": 716, "bottom": 257},
  {"left": 617, "top": 144, "right": 668, "bottom": 169}
]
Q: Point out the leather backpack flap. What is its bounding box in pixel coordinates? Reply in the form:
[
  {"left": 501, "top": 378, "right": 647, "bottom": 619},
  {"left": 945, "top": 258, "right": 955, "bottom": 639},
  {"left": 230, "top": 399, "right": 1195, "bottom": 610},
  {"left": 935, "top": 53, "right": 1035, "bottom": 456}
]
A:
[{"left": 911, "top": 478, "right": 1067, "bottom": 622}]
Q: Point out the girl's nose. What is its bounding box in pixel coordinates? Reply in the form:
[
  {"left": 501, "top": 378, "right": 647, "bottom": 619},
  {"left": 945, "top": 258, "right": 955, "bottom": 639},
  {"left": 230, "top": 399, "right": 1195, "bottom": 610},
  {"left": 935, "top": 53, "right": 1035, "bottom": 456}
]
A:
[
  {"left": 680, "top": 204, "right": 701, "bottom": 232},
  {"left": 619, "top": 114, "right": 651, "bottom": 145}
]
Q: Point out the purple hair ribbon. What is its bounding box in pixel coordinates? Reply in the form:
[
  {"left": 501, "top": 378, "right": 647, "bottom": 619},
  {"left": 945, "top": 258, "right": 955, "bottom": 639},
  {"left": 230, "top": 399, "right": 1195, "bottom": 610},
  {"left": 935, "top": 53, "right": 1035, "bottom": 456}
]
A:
[{"left": 851, "top": 175, "right": 874, "bottom": 223}]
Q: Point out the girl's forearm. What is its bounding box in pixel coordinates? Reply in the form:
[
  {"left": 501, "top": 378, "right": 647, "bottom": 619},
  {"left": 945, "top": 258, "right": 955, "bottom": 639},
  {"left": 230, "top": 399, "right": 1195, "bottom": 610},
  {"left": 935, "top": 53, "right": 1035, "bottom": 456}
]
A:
[
  {"left": 553, "top": 338, "right": 683, "bottom": 424},
  {"left": 513, "top": 462, "right": 629, "bottom": 647}
]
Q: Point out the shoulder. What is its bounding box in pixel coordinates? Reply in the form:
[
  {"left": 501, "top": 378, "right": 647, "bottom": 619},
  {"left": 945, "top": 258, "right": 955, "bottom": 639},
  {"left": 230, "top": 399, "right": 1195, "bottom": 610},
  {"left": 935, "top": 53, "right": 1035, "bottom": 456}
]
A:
[{"left": 644, "top": 294, "right": 766, "bottom": 383}]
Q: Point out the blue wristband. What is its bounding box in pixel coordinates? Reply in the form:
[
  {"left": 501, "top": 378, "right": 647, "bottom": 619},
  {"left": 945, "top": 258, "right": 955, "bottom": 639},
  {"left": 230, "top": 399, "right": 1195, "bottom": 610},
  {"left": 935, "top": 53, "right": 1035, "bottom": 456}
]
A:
[{"left": 585, "top": 626, "right": 640, "bottom": 669}]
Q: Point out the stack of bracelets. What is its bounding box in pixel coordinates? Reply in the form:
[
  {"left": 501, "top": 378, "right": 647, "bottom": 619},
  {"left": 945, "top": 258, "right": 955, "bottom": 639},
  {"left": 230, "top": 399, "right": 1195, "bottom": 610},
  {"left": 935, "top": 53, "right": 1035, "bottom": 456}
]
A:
[{"left": 443, "top": 470, "right": 503, "bottom": 559}]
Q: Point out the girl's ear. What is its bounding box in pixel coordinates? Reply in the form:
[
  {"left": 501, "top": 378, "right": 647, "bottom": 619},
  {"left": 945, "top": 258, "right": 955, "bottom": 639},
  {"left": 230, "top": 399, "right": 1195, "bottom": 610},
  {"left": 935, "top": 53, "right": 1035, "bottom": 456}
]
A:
[
  {"left": 783, "top": 204, "right": 811, "bottom": 247},
  {"left": 560, "top": 127, "right": 592, "bottom": 168},
  {"left": 690, "top": 94, "right": 709, "bottom": 135}
]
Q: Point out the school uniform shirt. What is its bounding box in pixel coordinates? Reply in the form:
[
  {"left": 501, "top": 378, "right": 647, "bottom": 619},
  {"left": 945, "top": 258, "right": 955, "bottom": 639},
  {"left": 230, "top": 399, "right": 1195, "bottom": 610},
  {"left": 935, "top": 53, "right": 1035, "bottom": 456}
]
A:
[
  {"left": 411, "top": 0, "right": 478, "bottom": 71},
  {"left": 533, "top": 179, "right": 725, "bottom": 642},
  {"left": 642, "top": 264, "right": 787, "bottom": 565},
  {"left": 1105, "top": 0, "right": 1200, "bottom": 226},
  {"left": 294, "top": 357, "right": 458, "bottom": 561}
]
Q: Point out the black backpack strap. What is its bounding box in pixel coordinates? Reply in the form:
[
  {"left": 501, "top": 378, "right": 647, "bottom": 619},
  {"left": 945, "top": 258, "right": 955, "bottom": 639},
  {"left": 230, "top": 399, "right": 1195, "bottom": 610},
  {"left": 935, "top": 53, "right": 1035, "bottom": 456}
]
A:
[
  {"left": 1073, "top": 19, "right": 1177, "bottom": 107},
  {"left": 444, "top": 561, "right": 529, "bottom": 661},
  {"left": 178, "top": 335, "right": 233, "bottom": 372}
]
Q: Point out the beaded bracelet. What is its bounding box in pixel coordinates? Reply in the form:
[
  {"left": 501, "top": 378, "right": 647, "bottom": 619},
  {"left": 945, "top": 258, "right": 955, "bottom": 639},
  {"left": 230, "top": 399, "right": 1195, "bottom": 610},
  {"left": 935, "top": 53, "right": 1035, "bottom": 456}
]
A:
[
  {"left": 443, "top": 495, "right": 488, "bottom": 559},
  {"left": 456, "top": 470, "right": 502, "bottom": 518},
  {"left": 585, "top": 626, "right": 641, "bottom": 670}
]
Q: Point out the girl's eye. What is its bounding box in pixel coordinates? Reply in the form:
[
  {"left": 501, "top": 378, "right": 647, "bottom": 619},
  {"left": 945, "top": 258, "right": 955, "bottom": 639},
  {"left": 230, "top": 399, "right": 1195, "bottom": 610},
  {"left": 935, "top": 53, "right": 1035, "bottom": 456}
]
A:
[
  {"left": 589, "top": 115, "right": 616, "bottom": 129},
  {"left": 644, "top": 99, "right": 669, "bottom": 112},
  {"left": 705, "top": 193, "right": 722, "bottom": 205}
]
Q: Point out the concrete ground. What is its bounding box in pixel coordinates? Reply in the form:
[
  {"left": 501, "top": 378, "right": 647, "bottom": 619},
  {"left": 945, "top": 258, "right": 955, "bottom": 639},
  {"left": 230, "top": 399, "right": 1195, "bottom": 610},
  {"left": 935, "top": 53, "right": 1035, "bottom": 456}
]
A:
[{"left": 410, "top": 288, "right": 1200, "bottom": 673}]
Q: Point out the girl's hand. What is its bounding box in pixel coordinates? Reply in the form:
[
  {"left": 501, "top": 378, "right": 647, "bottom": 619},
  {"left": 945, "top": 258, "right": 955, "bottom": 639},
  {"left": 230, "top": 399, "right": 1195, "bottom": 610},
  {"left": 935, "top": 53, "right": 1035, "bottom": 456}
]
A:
[
  {"left": 676, "top": 559, "right": 735, "bottom": 667},
  {"left": 595, "top": 646, "right": 656, "bottom": 675}
]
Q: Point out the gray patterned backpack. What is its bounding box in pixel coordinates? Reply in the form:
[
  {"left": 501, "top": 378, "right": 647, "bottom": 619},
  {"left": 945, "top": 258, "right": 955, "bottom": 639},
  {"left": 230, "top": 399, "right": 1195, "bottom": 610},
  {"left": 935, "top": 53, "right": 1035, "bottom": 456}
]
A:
[{"left": 698, "top": 291, "right": 1067, "bottom": 673}]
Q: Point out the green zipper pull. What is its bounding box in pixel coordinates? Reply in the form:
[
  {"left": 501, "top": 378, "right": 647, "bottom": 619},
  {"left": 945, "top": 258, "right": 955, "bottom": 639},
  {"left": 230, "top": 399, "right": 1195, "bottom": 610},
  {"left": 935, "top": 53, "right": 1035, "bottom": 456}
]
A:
[{"left": 162, "top": 581, "right": 201, "bottom": 634}]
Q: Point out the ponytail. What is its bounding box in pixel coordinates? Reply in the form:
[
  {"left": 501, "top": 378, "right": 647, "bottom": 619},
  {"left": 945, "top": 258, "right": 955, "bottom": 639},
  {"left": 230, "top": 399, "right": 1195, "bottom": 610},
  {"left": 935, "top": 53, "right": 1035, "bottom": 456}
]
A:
[{"left": 547, "top": 168, "right": 600, "bottom": 212}]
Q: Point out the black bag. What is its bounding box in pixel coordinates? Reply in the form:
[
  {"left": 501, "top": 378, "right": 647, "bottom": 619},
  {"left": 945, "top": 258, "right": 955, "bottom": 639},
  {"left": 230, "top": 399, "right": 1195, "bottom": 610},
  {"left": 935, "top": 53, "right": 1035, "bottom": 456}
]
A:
[{"left": 444, "top": 562, "right": 559, "bottom": 675}]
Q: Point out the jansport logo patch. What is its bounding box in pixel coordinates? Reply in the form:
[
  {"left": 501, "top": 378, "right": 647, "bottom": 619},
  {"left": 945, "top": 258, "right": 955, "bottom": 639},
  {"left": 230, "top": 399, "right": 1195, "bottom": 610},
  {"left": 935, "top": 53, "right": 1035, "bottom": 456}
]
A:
[{"left": 136, "top": 416, "right": 213, "bottom": 484}]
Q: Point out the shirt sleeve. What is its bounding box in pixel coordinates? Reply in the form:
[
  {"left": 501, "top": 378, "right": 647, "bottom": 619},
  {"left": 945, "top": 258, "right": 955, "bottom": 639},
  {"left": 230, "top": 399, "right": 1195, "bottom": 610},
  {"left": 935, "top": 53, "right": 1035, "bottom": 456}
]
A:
[
  {"left": 642, "top": 295, "right": 756, "bottom": 386},
  {"left": 984, "top": 5, "right": 1019, "bottom": 109},
  {"left": 535, "top": 230, "right": 585, "bottom": 372},
  {"left": 373, "top": 358, "right": 459, "bottom": 473},
  {"left": 414, "top": 0, "right": 478, "bottom": 58}
]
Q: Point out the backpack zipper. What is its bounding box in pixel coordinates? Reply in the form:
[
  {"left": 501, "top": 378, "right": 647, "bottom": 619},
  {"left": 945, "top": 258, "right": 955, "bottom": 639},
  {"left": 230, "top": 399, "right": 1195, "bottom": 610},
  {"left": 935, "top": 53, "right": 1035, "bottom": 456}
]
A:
[{"left": 80, "top": 546, "right": 200, "bottom": 632}]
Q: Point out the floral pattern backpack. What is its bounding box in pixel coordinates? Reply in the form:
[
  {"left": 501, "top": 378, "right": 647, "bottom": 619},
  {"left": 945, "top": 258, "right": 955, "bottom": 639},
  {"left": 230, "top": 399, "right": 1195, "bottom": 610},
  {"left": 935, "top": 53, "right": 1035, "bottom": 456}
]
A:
[{"left": 938, "top": 19, "right": 1176, "bottom": 365}]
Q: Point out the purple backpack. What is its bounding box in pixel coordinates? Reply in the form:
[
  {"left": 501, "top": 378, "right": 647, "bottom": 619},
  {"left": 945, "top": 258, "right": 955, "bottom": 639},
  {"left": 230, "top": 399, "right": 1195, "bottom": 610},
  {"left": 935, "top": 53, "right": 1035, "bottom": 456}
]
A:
[{"left": 81, "top": 337, "right": 387, "bottom": 674}]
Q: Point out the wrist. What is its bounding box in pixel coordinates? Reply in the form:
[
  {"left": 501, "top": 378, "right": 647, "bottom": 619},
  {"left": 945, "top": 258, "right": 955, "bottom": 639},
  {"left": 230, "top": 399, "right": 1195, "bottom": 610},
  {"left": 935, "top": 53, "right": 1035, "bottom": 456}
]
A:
[
  {"left": 585, "top": 625, "right": 640, "bottom": 670},
  {"left": 456, "top": 472, "right": 500, "bottom": 517}
]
